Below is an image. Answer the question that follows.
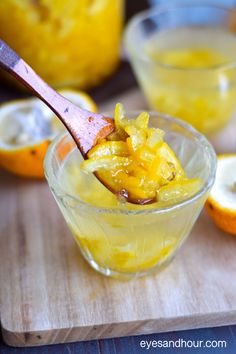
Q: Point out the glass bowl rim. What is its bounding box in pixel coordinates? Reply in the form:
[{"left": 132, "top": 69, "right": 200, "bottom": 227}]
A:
[
  {"left": 44, "top": 111, "right": 217, "bottom": 215},
  {"left": 124, "top": 3, "right": 236, "bottom": 72}
]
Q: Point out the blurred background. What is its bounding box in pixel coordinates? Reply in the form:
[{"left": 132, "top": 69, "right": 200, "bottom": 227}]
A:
[
  {"left": 1, "top": 0, "right": 236, "bottom": 143},
  {"left": 0, "top": 0, "right": 149, "bottom": 102},
  {"left": 1, "top": 0, "right": 236, "bottom": 105}
]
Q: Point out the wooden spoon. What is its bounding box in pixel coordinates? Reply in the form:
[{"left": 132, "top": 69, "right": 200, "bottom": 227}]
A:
[{"left": 0, "top": 39, "right": 154, "bottom": 205}]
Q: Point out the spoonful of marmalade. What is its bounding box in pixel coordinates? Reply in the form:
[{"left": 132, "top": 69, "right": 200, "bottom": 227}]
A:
[{"left": 0, "top": 39, "right": 197, "bottom": 205}]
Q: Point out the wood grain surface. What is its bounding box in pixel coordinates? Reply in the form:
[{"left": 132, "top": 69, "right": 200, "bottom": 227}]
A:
[{"left": 0, "top": 89, "right": 236, "bottom": 347}]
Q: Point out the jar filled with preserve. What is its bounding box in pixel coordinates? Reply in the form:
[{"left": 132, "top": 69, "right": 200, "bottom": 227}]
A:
[{"left": 0, "top": 0, "right": 124, "bottom": 89}]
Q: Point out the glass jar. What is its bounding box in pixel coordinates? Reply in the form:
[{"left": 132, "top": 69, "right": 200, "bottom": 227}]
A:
[{"left": 0, "top": 0, "right": 124, "bottom": 89}]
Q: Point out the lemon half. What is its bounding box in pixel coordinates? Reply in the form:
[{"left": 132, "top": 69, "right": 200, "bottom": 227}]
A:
[
  {"left": 0, "top": 89, "right": 97, "bottom": 178},
  {"left": 206, "top": 154, "right": 236, "bottom": 235}
]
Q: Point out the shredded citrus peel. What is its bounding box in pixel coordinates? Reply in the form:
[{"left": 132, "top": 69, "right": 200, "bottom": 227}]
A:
[{"left": 81, "top": 103, "right": 202, "bottom": 204}]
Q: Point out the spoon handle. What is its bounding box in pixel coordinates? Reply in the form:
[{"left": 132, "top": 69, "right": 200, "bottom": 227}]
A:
[
  {"left": 0, "top": 39, "right": 82, "bottom": 119},
  {"left": 0, "top": 39, "right": 114, "bottom": 156}
]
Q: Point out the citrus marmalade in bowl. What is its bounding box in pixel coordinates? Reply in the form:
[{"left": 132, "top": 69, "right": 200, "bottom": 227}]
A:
[
  {"left": 125, "top": 5, "right": 236, "bottom": 134},
  {"left": 44, "top": 107, "right": 216, "bottom": 279}
]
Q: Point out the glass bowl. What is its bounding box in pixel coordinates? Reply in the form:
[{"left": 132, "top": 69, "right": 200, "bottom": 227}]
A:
[
  {"left": 44, "top": 112, "right": 216, "bottom": 280},
  {"left": 124, "top": 4, "right": 236, "bottom": 135}
]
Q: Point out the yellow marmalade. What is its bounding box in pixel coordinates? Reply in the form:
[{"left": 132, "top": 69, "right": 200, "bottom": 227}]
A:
[{"left": 0, "top": 0, "right": 124, "bottom": 88}]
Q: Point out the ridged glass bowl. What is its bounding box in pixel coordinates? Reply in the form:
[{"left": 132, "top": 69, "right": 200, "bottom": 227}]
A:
[{"left": 44, "top": 112, "right": 216, "bottom": 280}]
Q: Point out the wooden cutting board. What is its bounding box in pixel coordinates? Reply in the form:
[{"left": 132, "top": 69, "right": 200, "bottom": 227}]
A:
[{"left": 0, "top": 89, "right": 236, "bottom": 347}]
